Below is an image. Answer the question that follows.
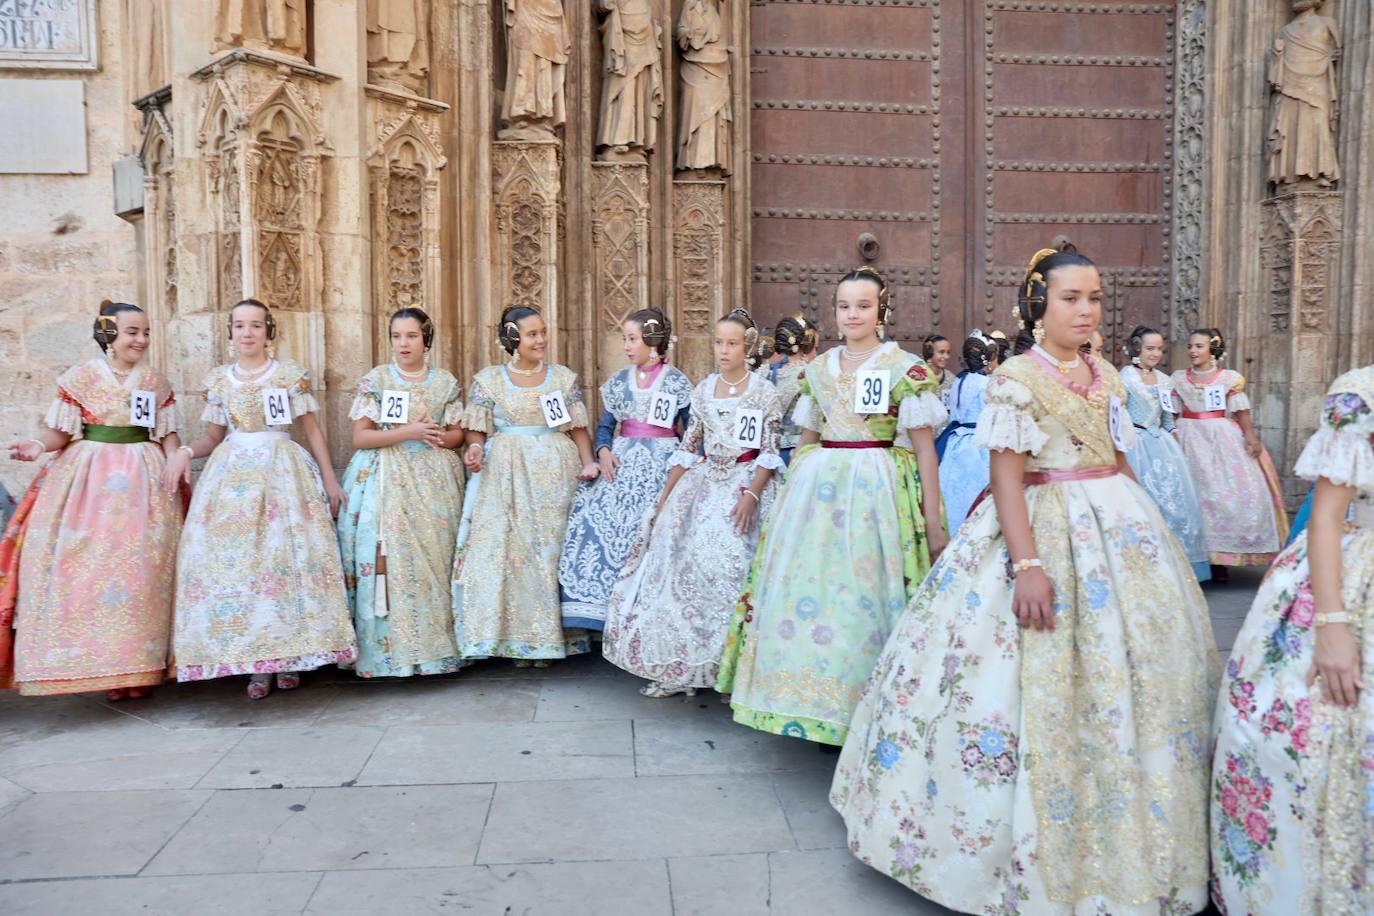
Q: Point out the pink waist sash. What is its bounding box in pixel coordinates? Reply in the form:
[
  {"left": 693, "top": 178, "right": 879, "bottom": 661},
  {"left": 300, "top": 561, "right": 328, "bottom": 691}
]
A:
[
  {"left": 620, "top": 420, "right": 677, "bottom": 439},
  {"left": 1023, "top": 465, "right": 1119, "bottom": 485}
]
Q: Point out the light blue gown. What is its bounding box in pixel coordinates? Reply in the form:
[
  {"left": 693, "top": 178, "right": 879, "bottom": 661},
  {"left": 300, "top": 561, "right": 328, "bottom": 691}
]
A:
[
  {"left": 937, "top": 371, "right": 991, "bottom": 532},
  {"left": 1120, "top": 365, "right": 1211, "bottom": 581}
]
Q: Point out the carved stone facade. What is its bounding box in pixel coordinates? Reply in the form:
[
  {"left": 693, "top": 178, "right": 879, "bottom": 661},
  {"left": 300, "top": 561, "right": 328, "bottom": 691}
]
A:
[{"left": 0, "top": 0, "right": 1371, "bottom": 499}]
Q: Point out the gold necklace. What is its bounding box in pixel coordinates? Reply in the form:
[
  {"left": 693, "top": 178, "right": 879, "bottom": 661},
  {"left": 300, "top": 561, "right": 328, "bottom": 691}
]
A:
[
  {"left": 720, "top": 370, "right": 751, "bottom": 396},
  {"left": 508, "top": 359, "right": 545, "bottom": 377}
]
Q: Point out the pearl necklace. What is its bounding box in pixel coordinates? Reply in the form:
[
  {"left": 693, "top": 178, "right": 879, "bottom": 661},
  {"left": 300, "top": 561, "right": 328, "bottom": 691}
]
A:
[
  {"left": 394, "top": 362, "right": 428, "bottom": 382},
  {"left": 1032, "top": 344, "right": 1081, "bottom": 376},
  {"left": 508, "top": 359, "right": 545, "bottom": 377},
  {"left": 841, "top": 343, "right": 882, "bottom": 363},
  {"left": 232, "top": 360, "right": 273, "bottom": 382},
  {"left": 720, "top": 370, "right": 751, "bottom": 396}
]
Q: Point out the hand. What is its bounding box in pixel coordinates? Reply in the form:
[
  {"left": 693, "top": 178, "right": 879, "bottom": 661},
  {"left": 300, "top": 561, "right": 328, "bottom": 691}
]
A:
[
  {"left": 729, "top": 491, "right": 759, "bottom": 536},
  {"left": 925, "top": 519, "right": 948, "bottom": 562},
  {"left": 1012, "top": 567, "right": 1055, "bottom": 632},
  {"left": 577, "top": 461, "right": 601, "bottom": 481},
  {"left": 406, "top": 421, "right": 443, "bottom": 446},
  {"left": 7, "top": 440, "right": 42, "bottom": 462},
  {"left": 1244, "top": 434, "right": 1262, "bottom": 459},
  {"left": 463, "top": 443, "right": 484, "bottom": 474},
  {"left": 325, "top": 479, "right": 346, "bottom": 518},
  {"left": 597, "top": 448, "right": 619, "bottom": 483},
  {"left": 161, "top": 450, "right": 190, "bottom": 496},
  {"left": 1308, "top": 623, "right": 1363, "bottom": 707}
]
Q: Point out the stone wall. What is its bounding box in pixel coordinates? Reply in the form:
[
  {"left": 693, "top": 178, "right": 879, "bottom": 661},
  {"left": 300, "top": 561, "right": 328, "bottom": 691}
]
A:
[{"left": 0, "top": 2, "right": 138, "bottom": 495}]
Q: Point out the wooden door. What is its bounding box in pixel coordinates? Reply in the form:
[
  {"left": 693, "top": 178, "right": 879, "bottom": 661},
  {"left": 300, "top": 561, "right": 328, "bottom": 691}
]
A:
[{"left": 749, "top": 0, "right": 1178, "bottom": 354}]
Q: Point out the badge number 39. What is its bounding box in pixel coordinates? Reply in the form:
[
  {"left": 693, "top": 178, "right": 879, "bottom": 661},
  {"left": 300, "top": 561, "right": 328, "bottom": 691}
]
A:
[
  {"left": 853, "top": 369, "right": 889, "bottom": 415},
  {"left": 733, "top": 409, "right": 763, "bottom": 449},
  {"left": 541, "top": 390, "right": 569, "bottom": 428},
  {"left": 263, "top": 388, "right": 293, "bottom": 426},
  {"left": 381, "top": 390, "right": 410, "bottom": 425},
  {"left": 130, "top": 389, "right": 157, "bottom": 429},
  {"left": 647, "top": 392, "right": 676, "bottom": 430}
]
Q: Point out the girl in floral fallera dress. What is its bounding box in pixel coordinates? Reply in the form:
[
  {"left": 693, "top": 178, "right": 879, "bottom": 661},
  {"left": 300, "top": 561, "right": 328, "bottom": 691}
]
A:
[
  {"left": 558, "top": 309, "right": 692, "bottom": 632},
  {"left": 1, "top": 302, "right": 183, "bottom": 699},
  {"left": 1210, "top": 364, "right": 1374, "bottom": 916},
  {"left": 1119, "top": 324, "right": 1211, "bottom": 581},
  {"left": 831, "top": 247, "right": 1217, "bottom": 915},
  {"left": 337, "top": 308, "right": 467, "bottom": 678},
  {"left": 1172, "top": 328, "right": 1288, "bottom": 571},
  {"left": 602, "top": 308, "right": 782, "bottom": 696},
  {"left": 453, "top": 307, "right": 598, "bottom": 666},
  {"left": 717, "top": 268, "right": 948, "bottom": 745},
  {"left": 167, "top": 299, "right": 357, "bottom": 699}
]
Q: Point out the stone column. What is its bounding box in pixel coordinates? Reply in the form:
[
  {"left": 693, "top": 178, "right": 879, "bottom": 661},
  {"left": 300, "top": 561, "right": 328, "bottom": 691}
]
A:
[
  {"left": 671, "top": 179, "right": 726, "bottom": 381},
  {"left": 492, "top": 140, "right": 563, "bottom": 365},
  {"left": 591, "top": 161, "right": 650, "bottom": 385}
]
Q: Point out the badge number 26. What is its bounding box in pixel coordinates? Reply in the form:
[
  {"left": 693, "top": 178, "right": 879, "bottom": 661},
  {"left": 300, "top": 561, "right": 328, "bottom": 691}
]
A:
[{"left": 733, "top": 408, "right": 763, "bottom": 449}]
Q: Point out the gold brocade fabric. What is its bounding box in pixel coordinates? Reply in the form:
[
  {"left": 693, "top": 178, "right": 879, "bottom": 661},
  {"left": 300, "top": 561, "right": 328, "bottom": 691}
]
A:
[{"left": 830, "top": 354, "right": 1216, "bottom": 914}]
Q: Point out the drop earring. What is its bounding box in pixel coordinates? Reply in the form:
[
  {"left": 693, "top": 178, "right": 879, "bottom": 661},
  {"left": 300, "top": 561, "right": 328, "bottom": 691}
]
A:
[{"left": 1032, "top": 320, "right": 1046, "bottom": 344}]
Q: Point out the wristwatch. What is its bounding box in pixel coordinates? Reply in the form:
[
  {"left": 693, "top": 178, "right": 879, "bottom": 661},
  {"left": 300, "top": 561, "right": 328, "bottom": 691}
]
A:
[
  {"left": 1011, "top": 558, "right": 1042, "bottom": 575},
  {"left": 1315, "top": 611, "right": 1351, "bottom": 627}
]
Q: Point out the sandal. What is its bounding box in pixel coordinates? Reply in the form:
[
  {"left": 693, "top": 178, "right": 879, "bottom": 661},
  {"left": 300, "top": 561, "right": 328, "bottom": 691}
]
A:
[
  {"left": 125, "top": 686, "right": 153, "bottom": 700},
  {"left": 639, "top": 682, "right": 697, "bottom": 699},
  {"left": 247, "top": 673, "right": 273, "bottom": 700},
  {"left": 275, "top": 673, "right": 301, "bottom": 691},
  {"left": 105, "top": 688, "right": 130, "bottom": 702}
]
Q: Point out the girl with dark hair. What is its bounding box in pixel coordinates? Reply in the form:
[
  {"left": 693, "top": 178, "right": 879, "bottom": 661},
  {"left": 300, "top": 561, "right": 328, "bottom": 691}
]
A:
[
  {"left": 923, "top": 333, "right": 955, "bottom": 414},
  {"left": 936, "top": 330, "right": 996, "bottom": 529},
  {"left": 763, "top": 314, "right": 820, "bottom": 465},
  {"left": 452, "top": 307, "right": 597, "bottom": 666},
  {"left": 833, "top": 247, "right": 1215, "bottom": 914},
  {"left": 1171, "top": 328, "right": 1288, "bottom": 570},
  {"left": 1, "top": 301, "right": 183, "bottom": 699},
  {"left": 1119, "top": 324, "right": 1211, "bottom": 580},
  {"left": 558, "top": 308, "right": 692, "bottom": 632},
  {"left": 718, "top": 267, "right": 948, "bottom": 745},
  {"left": 337, "top": 307, "right": 468, "bottom": 678},
  {"left": 1210, "top": 362, "right": 1374, "bottom": 913},
  {"left": 168, "top": 299, "right": 357, "bottom": 698},
  {"left": 989, "top": 329, "right": 1010, "bottom": 368},
  {"left": 602, "top": 308, "right": 782, "bottom": 697}
]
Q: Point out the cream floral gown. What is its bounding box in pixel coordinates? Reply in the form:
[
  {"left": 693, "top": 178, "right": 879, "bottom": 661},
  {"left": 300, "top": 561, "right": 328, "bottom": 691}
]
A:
[
  {"left": 452, "top": 364, "right": 590, "bottom": 660},
  {"left": 1210, "top": 364, "right": 1374, "bottom": 916},
  {"left": 831, "top": 352, "right": 1216, "bottom": 916},
  {"left": 173, "top": 359, "right": 358, "bottom": 680}
]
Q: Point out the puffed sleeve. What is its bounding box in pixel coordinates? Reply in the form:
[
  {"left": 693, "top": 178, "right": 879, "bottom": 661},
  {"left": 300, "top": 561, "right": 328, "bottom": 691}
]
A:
[
  {"left": 440, "top": 374, "right": 465, "bottom": 427},
  {"left": 791, "top": 370, "right": 821, "bottom": 432},
  {"left": 42, "top": 383, "right": 84, "bottom": 438},
  {"left": 348, "top": 374, "right": 381, "bottom": 422},
  {"left": 562, "top": 373, "right": 590, "bottom": 430},
  {"left": 462, "top": 374, "right": 496, "bottom": 435},
  {"left": 974, "top": 374, "right": 1050, "bottom": 454},
  {"left": 1293, "top": 389, "right": 1374, "bottom": 490},
  {"left": 153, "top": 387, "right": 182, "bottom": 441},
  {"left": 755, "top": 389, "right": 786, "bottom": 470},
  {"left": 1225, "top": 371, "right": 1252, "bottom": 412},
  {"left": 289, "top": 369, "right": 322, "bottom": 417},
  {"left": 892, "top": 360, "right": 948, "bottom": 430},
  {"left": 670, "top": 386, "right": 706, "bottom": 469},
  {"left": 200, "top": 368, "right": 229, "bottom": 427}
]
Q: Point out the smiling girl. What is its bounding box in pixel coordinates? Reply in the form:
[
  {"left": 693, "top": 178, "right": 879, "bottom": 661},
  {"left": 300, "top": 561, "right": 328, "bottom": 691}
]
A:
[
  {"left": 168, "top": 298, "right": 357, "bottom": 699},
  {"left": 452, "top": 307, "right": 597, "bottom": 667},
  {"left": 601, "top": 308, "right": 782, "bottom": 697},
  {"left": 558, "top": 308, "right": 692, "bottom": 633},
  {"left": 717, "top": 267, "right": 947, "bottom": 746},
  {"left": 337, "top": 307, "right": 467, "bottom": 678},
  {"left": 1, "top": 301, "right": 182, "bottom": 699},
  {"left": 831, "top": 247, "right": 1216, "bottom": 915}
]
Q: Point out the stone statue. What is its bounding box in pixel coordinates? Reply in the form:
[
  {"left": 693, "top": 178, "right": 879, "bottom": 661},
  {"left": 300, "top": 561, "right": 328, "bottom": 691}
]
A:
[
  {"left": 675, "top": 0, "right": 731, "bottom": 173},
  {"left": 214, "top": 0, "right": 308, "bottom": 58},
  {"left": 1267, "top": 0, "right": 1341, "bottom": 187},
  {"left": 127, "top": 0, "right": 170, "bottom": 101},
  {"left": 500, "top": 0, "right": 570, "bottom": 141},
  {"left": 596, "top": 0, "right": 663, "bottom": 160},
  {"left": 367, "top": 0, "right": 430, "bottom": 96}
]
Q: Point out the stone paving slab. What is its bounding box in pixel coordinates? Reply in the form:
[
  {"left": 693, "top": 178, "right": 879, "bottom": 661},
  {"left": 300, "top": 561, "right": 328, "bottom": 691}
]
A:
[
  {"left": 195, "top": 725, "right": 385, "bottom": 790},
  {"left": 316, "top": 678, "right": 542, "bottom": 726},
  {"left": 0, "top": 722, "right": 242, "bottom": 792},
  {"left": 144, "top": 785, "right": 493, "bottom": 876},
  {"left": 0, "top": 873, "right": 323, "bottom": 916}
]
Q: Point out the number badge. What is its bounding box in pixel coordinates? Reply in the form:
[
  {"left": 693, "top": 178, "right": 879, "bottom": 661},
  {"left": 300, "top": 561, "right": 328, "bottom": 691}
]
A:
[
  {"left": 541, "top": 390, "right": 570, "bottom": 428},
  {"left": 853, "top": 369, "right": 890, "bottom": 415},
  {"left": 1108, "top": 395, "right": 1128, "bottom": 451},
  {"left": 130, "top": 389, "right": 157, "bottom": 429},
  {"left": 1154, "top": 384, "right": 1173, "bottom": 413},
  {"left": 381, "top": 390, "right": 410, "bottom": 425},
  {"left": 732, "top": 408, "right": 764, "bottom": 449},
  {"left": 647, "top": 391, "right": 676, "bottom": 430},
  {"left": 1203, "top": 383, "right": 1228, "bottom": 412},
  {"left": 262, "top": 388, "right": 293, "bottom": 426}
]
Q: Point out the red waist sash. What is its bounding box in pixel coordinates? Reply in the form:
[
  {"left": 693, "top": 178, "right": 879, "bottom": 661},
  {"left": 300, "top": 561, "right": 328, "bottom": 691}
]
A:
[
  {"left": 820, "top": 440, "right": 894, "bottom": 449},
  {"left": 620, "top": 420, "right": 677, "bottom": 439},
  {"left": 1182, "top": 409, "right": 1227, "bottom": 420},
  {"left": 1023, "top": 465, "right": 1119, "bottom": 485},
  {"left": 736, "top": 449, "right": 760, "bottom": 463}
]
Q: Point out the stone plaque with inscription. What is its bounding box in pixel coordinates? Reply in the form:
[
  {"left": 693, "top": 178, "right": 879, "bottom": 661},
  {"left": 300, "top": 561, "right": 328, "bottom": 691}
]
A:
[{"left": 0, "top": 0, "right": 98, "bottom": 70}]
